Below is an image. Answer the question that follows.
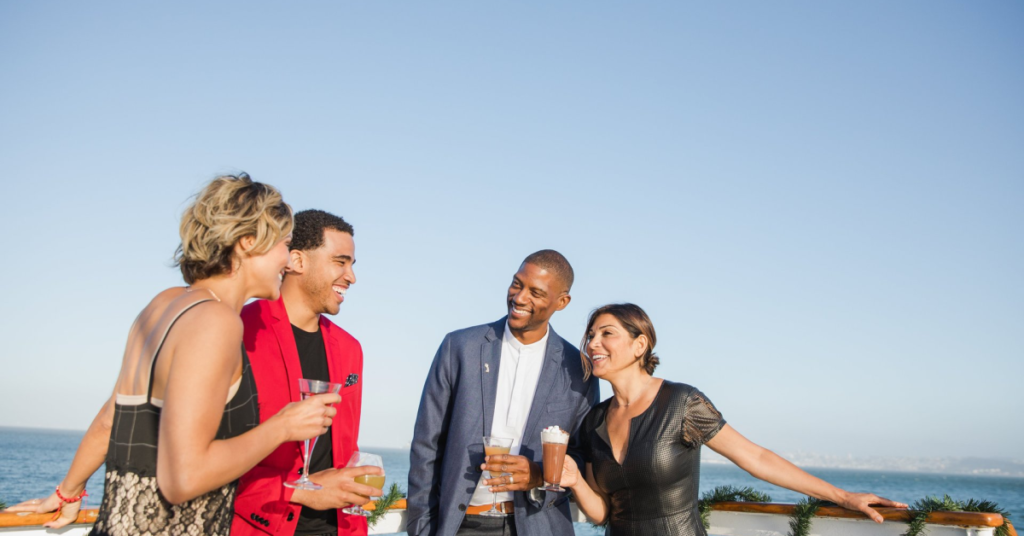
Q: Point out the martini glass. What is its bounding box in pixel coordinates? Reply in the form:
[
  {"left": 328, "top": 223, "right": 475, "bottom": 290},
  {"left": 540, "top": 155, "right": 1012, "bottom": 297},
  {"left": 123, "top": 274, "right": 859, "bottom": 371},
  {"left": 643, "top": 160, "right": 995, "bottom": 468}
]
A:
[
  {"left": 480, "top": 436, "right": 513, "bottom": 517},
  {"left": 342, "top": 452, "right": 385, "bottom": 516},
  {"left": 284, "top": 378, "right": 343, "bottom": 490}
]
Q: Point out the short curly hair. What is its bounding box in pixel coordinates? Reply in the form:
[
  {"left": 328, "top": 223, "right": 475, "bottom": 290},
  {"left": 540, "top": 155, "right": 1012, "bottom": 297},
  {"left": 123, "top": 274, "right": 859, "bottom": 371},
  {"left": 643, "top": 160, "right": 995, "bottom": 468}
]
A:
[
  {"left": 174, "top": 173, "right": 293, "bottom": 284},
  {"left": 289, "top": 209, "right": 354, "bottom": 252}
]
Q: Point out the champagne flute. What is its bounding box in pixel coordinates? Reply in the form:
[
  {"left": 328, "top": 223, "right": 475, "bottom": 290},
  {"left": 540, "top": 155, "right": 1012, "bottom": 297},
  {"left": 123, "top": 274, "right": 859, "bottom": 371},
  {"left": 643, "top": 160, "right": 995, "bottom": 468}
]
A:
[
  {"left": 480, "top": 436, "right": 513, "bottom": 517},
  {"left": 342, "top": 452, "right": 386, "bottom": 516},
  {"left": 284, "top": 378, "right": 343, "bottom": 490}
]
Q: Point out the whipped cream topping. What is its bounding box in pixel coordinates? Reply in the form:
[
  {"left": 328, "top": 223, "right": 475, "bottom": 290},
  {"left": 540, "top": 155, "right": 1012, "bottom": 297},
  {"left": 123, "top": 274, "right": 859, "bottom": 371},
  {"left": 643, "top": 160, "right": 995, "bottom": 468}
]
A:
[{"left": 541, "top": 425, "right": 570, "bottom": 444}]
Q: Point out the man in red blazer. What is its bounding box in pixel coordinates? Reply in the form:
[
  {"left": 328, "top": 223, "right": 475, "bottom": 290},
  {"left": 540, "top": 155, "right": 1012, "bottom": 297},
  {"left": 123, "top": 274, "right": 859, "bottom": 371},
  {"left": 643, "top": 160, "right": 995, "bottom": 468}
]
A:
[{"left": 232, "top": 210, "right": 382, "bottom": 536}]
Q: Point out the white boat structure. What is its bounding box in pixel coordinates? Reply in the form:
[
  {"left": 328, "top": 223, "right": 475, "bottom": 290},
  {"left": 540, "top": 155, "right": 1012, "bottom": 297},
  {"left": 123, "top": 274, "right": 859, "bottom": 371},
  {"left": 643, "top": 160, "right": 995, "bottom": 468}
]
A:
[{"left": 0, "top": 501, "right": 1014, "bottom": 536}]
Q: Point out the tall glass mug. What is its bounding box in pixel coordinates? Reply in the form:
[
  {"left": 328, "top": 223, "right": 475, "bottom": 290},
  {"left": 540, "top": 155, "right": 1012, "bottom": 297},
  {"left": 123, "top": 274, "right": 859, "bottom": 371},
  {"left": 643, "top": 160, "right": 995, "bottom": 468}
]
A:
[{"left": 541, "top": 425, "right": 570, "bottom": 492}]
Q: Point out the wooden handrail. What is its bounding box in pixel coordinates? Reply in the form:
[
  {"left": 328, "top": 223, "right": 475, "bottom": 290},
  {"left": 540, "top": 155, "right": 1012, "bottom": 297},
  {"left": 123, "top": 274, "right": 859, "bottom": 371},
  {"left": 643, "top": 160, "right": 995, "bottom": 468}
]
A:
[
  {"left": 0, "top": 509, "right": 97, "bottom": 528},
  {"left": 711, "top": 502, "right": 1007, "bottom": 528},
  {"left": 0, "top": 502, "right": 1014, "bottom": 533}
]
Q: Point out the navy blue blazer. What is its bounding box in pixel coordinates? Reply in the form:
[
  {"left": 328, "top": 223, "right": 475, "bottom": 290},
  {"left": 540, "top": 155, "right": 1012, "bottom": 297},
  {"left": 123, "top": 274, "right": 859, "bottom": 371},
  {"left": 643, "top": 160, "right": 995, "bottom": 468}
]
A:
[{"left": 407, "top": 317, "right": 600, "bottom": 536}]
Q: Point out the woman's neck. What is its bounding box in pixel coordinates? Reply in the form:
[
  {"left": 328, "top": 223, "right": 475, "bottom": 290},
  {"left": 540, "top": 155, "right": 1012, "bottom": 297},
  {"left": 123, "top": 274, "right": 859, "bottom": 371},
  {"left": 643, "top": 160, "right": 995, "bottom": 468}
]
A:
[
  {"left": 188, "top": 274, "right": 248, "bottom": 312},
  {"left": 608, "top": 370, "right": 657, "bottom": 408}
]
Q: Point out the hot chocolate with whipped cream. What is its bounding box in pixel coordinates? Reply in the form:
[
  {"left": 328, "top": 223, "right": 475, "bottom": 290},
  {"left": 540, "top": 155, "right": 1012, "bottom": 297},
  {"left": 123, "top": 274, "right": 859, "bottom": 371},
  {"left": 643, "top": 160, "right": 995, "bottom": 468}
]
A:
[{"left": 541, "top": 425, "right": 570, "bottom": 491}]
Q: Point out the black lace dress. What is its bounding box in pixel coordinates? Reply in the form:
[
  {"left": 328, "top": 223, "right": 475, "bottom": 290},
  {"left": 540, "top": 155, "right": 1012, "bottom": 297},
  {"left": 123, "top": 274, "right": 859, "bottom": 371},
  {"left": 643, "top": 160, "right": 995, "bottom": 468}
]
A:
[
  {"left": 580, "top": 380, "right": 726, "bottom": 536},
  {"left": 91, "top": 299, "right": 260, "bottom": 536}
]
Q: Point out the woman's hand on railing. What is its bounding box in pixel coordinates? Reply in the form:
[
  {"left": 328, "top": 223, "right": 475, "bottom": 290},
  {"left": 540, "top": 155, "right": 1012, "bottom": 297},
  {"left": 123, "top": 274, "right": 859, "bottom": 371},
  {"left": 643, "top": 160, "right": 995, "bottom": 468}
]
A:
[
  {"left": 3, "top": 490, "right": 80, "bottom": 529},
  {"left": 836, "top": 491, "right": 907, "bottom": 523}
]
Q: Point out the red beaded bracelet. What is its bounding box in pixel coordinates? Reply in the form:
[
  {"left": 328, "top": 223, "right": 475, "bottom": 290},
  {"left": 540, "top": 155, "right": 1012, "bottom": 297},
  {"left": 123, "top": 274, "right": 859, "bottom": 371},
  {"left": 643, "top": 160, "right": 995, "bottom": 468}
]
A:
[{"left": 52, "top": 485, "right": 88, "bottom": 521}]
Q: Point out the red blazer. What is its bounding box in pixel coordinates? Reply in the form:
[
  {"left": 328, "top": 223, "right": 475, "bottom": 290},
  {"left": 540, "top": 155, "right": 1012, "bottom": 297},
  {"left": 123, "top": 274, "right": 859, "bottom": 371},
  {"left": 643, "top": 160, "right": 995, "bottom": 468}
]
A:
[{"left": 231, "top": 297, "right": 366, "bottom": 536}]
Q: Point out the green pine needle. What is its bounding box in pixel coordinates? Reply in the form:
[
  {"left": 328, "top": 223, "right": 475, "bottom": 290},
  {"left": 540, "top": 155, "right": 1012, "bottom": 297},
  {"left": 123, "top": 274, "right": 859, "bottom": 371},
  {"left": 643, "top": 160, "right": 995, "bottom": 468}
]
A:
[
  {"left": 0, "top": 499, "right": 6, "bottom": 510},
  {"left": 365, "top": 483, "right": 405, "bottom": 529},
  {"left": 903, "top": 495, "right": 1012, "bottom": 536},
  {"left": 698, "top": 485, "right": 774, "bottom": 529},
  {"left": 788, "top": 497, "right": 826, "bottom": 536}
]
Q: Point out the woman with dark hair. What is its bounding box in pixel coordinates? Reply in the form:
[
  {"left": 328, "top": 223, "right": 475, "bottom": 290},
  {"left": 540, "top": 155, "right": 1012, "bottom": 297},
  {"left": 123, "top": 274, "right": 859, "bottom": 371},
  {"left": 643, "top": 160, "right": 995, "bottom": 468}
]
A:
[
  {"left": 560, "top": 303, "right": 906, "bottom": 536},
  {"left": 7, "top": 174, "right": 339, "bottom": 535}
]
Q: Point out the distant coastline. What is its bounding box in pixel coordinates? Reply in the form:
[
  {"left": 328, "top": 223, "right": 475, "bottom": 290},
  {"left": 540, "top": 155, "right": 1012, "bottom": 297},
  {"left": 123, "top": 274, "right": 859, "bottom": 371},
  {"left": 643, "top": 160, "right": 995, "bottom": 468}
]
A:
[
  {"left": 702, "top": 450, "right": 1024, "bottom": 478},
  {"left": 3, "top": 427, "right": 1021, "bottom": 478}
]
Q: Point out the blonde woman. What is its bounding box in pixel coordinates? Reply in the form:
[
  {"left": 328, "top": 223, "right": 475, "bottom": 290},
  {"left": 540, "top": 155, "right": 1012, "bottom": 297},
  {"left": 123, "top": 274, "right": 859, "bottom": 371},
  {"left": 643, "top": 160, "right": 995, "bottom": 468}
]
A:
[
  {"left": 8, "top": 174, "right": 338, "bottom": 535},
  {"left": 560, "top": 303, "right": 906, "bottom": 536}
]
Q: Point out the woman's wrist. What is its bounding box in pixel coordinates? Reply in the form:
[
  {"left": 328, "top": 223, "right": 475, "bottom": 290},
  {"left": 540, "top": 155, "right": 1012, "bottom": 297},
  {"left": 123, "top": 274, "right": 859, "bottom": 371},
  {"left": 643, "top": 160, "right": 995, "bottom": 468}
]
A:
[{"left": 58, "top": 480, "right": 86, "bottom": 497}]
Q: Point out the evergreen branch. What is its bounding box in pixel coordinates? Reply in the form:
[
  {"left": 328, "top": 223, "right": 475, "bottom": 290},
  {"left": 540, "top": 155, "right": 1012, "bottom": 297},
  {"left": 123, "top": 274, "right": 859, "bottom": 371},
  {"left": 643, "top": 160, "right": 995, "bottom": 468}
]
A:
[
  {"left": 903, "top": 495, "right": 1013, "bottom": 536},
  {"left": 365, "top": 483, "right": 405, "bottom": 530},
  {"left": 788, "top": 497, "right": 826, "bottom": 536},
  {"left": 698, "top": 485, "right": 774, "bottom": 530}
]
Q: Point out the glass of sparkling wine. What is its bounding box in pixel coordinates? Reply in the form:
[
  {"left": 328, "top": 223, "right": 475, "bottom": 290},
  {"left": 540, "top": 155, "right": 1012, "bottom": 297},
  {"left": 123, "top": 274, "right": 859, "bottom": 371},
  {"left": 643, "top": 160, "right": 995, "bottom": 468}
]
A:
[
  {"left": 480, "top": 436, "right": 514, "bottom": 517},
  {"left": 342, "top": 452, "right": 386, "bottom": 517},
  {"left": 284, "top": 378, "right": 342, "bottom": 491}
]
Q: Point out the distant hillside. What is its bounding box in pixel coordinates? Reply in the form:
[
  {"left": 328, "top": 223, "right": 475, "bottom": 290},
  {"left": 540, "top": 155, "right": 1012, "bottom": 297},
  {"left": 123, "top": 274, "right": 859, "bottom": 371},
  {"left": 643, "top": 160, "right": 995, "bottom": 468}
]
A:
[{"left": 702, "top": 451, "right": 1024, "bottom": 477}]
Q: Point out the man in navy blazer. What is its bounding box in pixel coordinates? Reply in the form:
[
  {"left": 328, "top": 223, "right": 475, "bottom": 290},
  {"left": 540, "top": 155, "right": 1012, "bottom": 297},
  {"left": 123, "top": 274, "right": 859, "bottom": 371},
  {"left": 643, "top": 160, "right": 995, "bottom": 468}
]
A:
[{"left": 408, "top": 250, "right": 600, "bottom": 536}]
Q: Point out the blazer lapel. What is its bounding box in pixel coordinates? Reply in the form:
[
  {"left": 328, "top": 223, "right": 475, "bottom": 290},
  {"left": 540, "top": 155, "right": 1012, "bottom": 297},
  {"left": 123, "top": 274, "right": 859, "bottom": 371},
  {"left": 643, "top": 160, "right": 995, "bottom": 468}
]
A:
[
  {"left": 321, "top": 316, "right": 345, "bottom": 386},
  {"left": 480, "top": 318, "right": 504, "bottom": 435},
  {"left": 521, "top": 325, "right": 564, "bottom": 447},
  {"left": 268, "top": 298, "right": 303, "bottom": 402}
]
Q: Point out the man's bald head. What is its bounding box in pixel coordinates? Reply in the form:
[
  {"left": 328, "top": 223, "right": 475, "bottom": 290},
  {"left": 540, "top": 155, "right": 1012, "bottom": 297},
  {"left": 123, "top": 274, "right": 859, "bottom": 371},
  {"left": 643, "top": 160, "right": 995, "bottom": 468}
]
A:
[{"left": 521, "top": 249, "right": 574, "bottom": 294}]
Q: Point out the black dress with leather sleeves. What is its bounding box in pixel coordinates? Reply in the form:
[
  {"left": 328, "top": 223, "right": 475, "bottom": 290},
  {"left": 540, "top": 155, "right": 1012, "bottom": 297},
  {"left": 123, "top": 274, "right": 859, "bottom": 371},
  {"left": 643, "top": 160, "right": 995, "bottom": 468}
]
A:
[{"left": 580, "top": 380, "right": 726, "bottom": 536}]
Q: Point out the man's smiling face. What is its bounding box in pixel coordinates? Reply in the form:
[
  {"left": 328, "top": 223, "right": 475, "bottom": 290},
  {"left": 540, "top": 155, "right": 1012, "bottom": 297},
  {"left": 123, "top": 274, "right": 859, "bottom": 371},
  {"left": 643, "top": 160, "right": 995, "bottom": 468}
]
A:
[{"left": 505, "top": 262, "right": 569, "bottom": 339}]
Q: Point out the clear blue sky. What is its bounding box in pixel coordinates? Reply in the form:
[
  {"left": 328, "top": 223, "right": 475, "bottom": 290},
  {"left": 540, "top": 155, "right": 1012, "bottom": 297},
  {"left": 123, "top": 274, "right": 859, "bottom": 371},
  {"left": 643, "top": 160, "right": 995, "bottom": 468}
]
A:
[{"left": 1, "top": 1, "right": 1021, "bottom": 459}]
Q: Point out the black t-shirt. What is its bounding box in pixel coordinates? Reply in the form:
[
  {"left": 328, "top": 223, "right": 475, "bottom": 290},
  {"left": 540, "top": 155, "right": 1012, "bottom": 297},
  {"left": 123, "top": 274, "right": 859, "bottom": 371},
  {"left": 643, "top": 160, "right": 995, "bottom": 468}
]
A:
[{"left": 292, "top": 324, "right": 337, "bottom": 535}]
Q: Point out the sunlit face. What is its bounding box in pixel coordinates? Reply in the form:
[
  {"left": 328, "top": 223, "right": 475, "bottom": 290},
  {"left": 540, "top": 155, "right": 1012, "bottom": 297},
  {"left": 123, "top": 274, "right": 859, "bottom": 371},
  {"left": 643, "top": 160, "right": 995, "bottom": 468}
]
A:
[
  {"left": 585, "top": 314, "right": 647, "bottom": 379},
  {"left": 247, "top": 234, "right": 292, "bottom": 300},
  {"left": 297, "top": 229, "right": 356, "bottom": 316},
  {"left": 506, "top": 262, "right": 569, "bottom": 335}
]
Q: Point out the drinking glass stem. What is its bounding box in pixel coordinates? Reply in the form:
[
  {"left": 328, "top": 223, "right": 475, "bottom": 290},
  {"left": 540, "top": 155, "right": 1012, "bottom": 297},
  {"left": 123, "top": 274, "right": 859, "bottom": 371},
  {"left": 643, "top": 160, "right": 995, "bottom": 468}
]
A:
[
  {"left": 302, "top": 437, "right": 317, "bottom": 480},
  {"left": 490, "top": 472, "right": 499, "bottom": 511}
]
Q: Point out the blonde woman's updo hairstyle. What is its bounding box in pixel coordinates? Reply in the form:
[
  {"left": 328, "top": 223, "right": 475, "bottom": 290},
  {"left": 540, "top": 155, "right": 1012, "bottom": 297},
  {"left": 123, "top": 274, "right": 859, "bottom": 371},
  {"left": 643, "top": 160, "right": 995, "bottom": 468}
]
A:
[
  {"left": 581, "top": 303, "right": 659, "bottom": 380},
  {"left": 174, "top": 173, "right": 293, "bottom": 284}
]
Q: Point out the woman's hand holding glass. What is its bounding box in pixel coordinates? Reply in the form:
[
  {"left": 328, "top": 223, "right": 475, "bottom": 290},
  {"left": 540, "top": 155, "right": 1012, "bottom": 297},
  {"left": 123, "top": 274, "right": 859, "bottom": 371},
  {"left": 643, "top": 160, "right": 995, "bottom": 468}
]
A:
[
  {"left": 270, "top": 392, "right": 340, "bottom": 443},
  {"left": 558, "top": 455, "right": 581, "bottom": 489}
]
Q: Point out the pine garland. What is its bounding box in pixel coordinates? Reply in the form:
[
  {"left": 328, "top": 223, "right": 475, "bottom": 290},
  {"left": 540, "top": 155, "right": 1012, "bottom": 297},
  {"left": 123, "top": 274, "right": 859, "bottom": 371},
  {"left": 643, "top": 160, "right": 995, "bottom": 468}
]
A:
[
  {"left": 699, "top": 485, "right": 774, "bottom": 529},
  {"left": 903, "top": 495, "right": 1013, "bottom": 536},
  {"left": 788, "top": 497, "right": 828, "bottom": 536},
  {"left": 365, "top": 483, "right": 405, "bottom": 529}
]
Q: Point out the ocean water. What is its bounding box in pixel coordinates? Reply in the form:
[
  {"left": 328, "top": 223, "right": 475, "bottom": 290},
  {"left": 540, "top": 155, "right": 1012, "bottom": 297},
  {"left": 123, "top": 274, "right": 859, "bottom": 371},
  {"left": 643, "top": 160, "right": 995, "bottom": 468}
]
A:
[{"left": 2, "top": 427, "right": 1021, "bottom": 536}]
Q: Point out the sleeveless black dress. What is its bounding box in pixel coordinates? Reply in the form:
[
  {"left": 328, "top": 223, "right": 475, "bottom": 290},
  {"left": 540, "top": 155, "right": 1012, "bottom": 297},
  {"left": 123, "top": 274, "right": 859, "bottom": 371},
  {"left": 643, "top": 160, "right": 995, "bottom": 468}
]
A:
[
  {"left": 580, "top": 380, "right": 726, "bottom": 536},
  {"left": 91, "top": 299, "right": 260, "bottom": 536}
]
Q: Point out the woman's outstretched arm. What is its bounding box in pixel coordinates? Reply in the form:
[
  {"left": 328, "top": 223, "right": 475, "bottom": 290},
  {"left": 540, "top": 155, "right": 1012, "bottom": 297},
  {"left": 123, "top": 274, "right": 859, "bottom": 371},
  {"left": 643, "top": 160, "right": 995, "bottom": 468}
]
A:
[
  {"left": 4, "top": 396, "right": 115, "bottom": 528},
  {"left": 706, "top": 424, "right": 907, "bottom": 522}
]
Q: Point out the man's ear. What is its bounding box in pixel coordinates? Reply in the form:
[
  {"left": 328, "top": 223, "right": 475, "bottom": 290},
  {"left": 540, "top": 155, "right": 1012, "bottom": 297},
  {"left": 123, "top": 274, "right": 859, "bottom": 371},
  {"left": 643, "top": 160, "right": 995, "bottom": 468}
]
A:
[
  {"left": 555, "top": 292, "right": 572, "bottom": 312},
  {"left": 287, "top": 249, "right": 306, "bottom": 274}
]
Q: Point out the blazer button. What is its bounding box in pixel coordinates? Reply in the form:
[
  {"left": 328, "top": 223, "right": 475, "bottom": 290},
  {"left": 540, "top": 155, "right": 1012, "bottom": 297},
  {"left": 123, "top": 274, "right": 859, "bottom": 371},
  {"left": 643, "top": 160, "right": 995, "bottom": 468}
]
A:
[
  {"left": 287, "top": 512, "right": 294, "bottom": 521},
  {"left": 458, "top": 504, "right": 467, "bottom": 512},
  {"left": 250, "top": 513, "right": 256, "bottom": 520}
]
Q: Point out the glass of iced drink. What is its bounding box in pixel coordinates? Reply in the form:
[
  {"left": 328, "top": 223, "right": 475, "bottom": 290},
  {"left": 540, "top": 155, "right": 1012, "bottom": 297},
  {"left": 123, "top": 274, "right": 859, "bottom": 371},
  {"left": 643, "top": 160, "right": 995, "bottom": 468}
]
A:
[
  {"left": 480, "top": 436, "right": 514, "bottom": 517},
  {"left": 541, "top": 425, "right": 570, "bottom": 492},
  {"left": 342, "top": 451, "right": 385, "bottom": 517}
]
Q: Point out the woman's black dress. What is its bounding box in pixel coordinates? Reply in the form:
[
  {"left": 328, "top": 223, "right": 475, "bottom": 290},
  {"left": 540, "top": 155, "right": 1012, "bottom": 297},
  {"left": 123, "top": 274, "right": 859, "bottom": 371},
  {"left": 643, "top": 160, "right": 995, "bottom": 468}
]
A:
[{"left": 580, "top": 380, "right": 726, "bottom": 536}]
